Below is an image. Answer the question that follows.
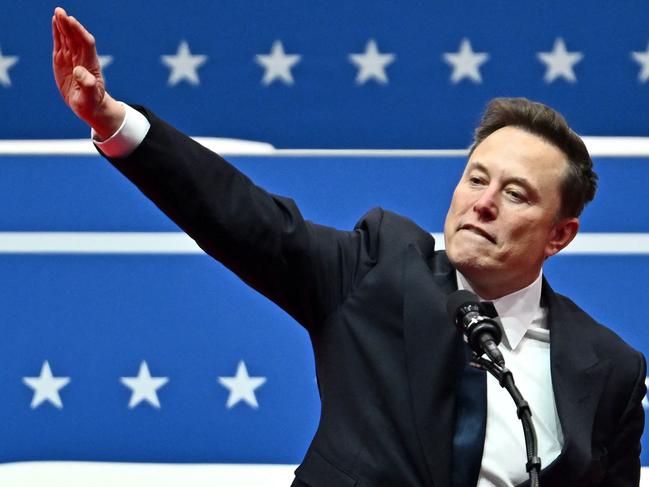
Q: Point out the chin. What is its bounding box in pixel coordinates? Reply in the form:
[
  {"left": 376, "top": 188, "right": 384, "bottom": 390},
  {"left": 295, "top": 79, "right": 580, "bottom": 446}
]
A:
[
  {"left": 446, "top": 246, "right": 494, "bottom": 277},
  {"left": 447, "top": 248, "right": 480, "bottom": 272}
]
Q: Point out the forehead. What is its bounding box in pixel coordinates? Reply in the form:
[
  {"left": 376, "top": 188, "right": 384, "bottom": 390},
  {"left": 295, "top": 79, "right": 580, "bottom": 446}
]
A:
[{"left": 468, "top": 126, "right": 568, "bottom": 178}]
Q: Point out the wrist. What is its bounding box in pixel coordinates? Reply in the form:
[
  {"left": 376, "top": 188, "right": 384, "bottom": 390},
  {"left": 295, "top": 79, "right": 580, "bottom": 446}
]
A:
[{"left": 88, "top": 93, "right": 126, "bottom": 141}]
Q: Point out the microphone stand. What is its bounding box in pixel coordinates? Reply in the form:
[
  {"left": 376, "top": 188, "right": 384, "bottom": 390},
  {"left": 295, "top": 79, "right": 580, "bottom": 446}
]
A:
[{"left": 474, "top": 354, "right": 542, "bottom": 487}]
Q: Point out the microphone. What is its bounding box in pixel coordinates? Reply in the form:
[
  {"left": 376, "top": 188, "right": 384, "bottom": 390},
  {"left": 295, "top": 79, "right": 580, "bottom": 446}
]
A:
[{"left": 446, "top": 290, "right": 505, "bottom": 367}]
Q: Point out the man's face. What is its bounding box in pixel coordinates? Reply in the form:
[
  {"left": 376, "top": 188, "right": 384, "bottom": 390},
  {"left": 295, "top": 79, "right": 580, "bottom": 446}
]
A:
[{"left": 444, "top": 125, "right": 578, "bottom": 299}]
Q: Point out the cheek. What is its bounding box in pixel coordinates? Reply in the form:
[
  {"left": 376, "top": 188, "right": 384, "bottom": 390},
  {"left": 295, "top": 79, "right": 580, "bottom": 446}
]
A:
[
  {"left": 447, "top": 189, "right": 470, "bottom": 218},
  {"left": 505, "top": 219, "right": 551, "bottom": 252},
  {"left": 444, "top": 194, "right": 461, "bottom": 226}
]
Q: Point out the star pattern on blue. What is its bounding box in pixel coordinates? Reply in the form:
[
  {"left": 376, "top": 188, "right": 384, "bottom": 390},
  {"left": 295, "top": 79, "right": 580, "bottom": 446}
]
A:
[
  {"left": 443, "top": 38, "right": 489, "bottom": 84},
  {"left": 349, "top": 39, "right": 396, "bottom": 85},
  {"left": 22, "top": 361, "right": 71, "bottom": 409},
  {"left": 537, "top": 38, "right": 583, "bottom": 83},
  {"left": 161, "top": 40, "right": 208, "bottom": 86}
]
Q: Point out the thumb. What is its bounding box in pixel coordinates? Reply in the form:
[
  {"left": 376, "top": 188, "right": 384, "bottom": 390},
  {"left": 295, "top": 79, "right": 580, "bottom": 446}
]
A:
[{"left": 73, "top": 65, "right": 97, "bottom": 89}]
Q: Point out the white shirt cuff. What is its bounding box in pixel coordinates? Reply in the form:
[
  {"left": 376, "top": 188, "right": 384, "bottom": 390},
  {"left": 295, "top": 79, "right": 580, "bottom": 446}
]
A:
[{"left": 92, "top": 102, "right": 151, "bottom": 158}]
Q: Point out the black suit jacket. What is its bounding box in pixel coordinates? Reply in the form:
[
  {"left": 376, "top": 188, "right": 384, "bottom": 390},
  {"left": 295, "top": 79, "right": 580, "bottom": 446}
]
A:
[{"left": 104, "top": 106, "right": 646, "bottom": 487}]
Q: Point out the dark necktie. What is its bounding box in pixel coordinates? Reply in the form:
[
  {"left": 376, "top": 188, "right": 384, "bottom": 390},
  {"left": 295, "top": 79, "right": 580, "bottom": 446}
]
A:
[{"left": 450, "top": 334, "right": 489, "bottom": 487}]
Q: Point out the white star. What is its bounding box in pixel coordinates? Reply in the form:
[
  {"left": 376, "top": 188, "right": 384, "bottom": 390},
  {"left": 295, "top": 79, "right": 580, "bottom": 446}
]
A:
[
  {"left": 537, "top": 38, "right": 583, "bottom": 83},
  {"left": 161, "top": 40, "right": 208, "bottom": 86},
  {"left": 218, "top": 360, "right": 267, "bottom": 409},
  {"left": 443, "top": 38, "right": 489, "bottom": 84},
  {"left": 22, "top": 361, "right": 70, "bottom": 409},
  {"left": 349, "top": 39, "right": 395, "bottom": 85},
  {"left": 98, "top": 54, "right": 113, "bottom": 71},
  {"left": 0, "top": 46, "right": 19, "bottom": 88},
  {"left": 255, "top": 40, "right": 301, "bottom": 86},
  {"left": 120, "top": 361, "right": 169, "bottom": 409},
  {"left": 631, "top": 42, "right": 649, "bottom": 83}
]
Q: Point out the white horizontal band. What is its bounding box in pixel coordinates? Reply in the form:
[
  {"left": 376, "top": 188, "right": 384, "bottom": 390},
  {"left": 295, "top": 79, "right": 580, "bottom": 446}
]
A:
[
  {"left": 0, "top": 232, "right": 201, "bottom": 254},
  {"left": 0, "top": 137, "right": 275, "bottom": 156},
  {"left": 2, "top": 137, "right": 649, "bottom": 157},
  {"left": 433, "top": 232, "right": 649, "bottom": 254},
  {"left": 0, "top": 462, "right": 297, "bottom": 487},
  {"left": 0, "top": 462, "right": 648, "bottom": 487},
  {"left": 0, "top": 232, "right": 646, "bottom": 255}
]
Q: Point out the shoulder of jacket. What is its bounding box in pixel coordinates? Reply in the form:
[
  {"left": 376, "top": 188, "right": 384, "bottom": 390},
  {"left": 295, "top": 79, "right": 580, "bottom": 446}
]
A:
[
  {"left": 354, "top": 207, "right": 429, "bottom": 236},
  {"left": 552, "top": 291, "right": 644, "bottom": 366}
]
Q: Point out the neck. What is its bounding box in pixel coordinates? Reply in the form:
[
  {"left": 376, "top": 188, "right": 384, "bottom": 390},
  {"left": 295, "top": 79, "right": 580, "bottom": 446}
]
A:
[{"left": 459, "top": 272, "right": 541, "bottom": 301}]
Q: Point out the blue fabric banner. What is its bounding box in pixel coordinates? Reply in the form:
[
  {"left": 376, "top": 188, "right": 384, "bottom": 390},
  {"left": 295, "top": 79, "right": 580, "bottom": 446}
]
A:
[{"left": 0, "top": 1, "right": 648, "bottom": 147}]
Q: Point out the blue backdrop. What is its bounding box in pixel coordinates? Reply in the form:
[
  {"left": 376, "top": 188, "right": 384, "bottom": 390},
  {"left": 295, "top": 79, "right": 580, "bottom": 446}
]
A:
[
  {"left": 0, "top": 1, "right": 649, "bottom": 147},
  {"left": 0, "top": 0, "right": 648, "bottom": 474},
  {"left": 0, "top": 152, "right": 647, "bottom": 466}
]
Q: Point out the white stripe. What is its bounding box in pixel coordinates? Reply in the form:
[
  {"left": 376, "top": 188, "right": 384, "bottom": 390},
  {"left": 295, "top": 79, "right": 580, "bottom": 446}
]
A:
[
  {"left": 0, "top": 462, "right": 297, "bottom": 487},
  {"left": 0, "top": 138, "right": 275, "bottom": 156},
  {"left": 0, "top": 462, "right": 648, "bottom": 487},
  {"left": 433, "top": 233, "right": 649, "bottom": 254},
  {"left": 0, "top": 232, "right": 647, "bottom": 255},
  {"left": 563, "top": 233, "right": 649, "bottom": 254},
  {"left": 270, "top": 149, "right": 470, "bottom": 157},
  {"left": 270, "top": 138, "right": 649, "bottom": 156},
  {"left": 3, "top": 137, "right": 649, "bottom": 157},
  {"left": 581, "top": 136, "right": 649, "bottom": 157},
  {"left": 0, "top": 232, "right": 202, "bottom": 254},
  {"left": 0, "top": 140, "right": 467, "bottom": 157}
]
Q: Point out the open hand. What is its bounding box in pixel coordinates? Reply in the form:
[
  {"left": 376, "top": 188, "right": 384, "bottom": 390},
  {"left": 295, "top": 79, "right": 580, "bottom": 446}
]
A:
[{"left": 52, "top": 7, "right": 123, "bottom": 139}]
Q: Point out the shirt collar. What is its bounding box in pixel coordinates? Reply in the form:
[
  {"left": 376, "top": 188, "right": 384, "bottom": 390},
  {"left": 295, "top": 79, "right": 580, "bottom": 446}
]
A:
[{"left": 456, "top": 271, "right": 544, "bottom": 350}]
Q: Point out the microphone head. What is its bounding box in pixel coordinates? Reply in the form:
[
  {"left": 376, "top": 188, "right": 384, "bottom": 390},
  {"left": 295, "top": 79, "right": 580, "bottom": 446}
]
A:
[
  {"left": 446, "top": 289, "right": 481, "bottom": 328},
  {"left": 446, "top": 290, "right": 503, "bottom": 357}
]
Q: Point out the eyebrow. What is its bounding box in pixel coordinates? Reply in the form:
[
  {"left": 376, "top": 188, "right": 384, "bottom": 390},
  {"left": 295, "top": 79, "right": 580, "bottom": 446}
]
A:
[{"left": 467, "top": 162, "right": 540, "bottom": 200}]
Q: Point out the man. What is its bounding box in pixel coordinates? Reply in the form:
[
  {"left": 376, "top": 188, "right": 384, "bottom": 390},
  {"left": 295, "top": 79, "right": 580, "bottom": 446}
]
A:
[{"left": 52, "top": 7, "right": 645, "bottom": 486}]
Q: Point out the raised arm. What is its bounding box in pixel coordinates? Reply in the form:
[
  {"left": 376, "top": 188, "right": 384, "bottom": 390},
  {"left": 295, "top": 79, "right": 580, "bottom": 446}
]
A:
[
  {"left": 52, "top": 7, "right": 124, "bottom": 140},
  {"left": 51, "top": 8, "right": 381, "bottom": 331}
]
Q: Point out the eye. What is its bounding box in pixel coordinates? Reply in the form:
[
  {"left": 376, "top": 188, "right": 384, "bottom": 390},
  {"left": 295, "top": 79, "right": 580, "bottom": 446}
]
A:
[
  {"left": 505, "top": 188, "right": 526, "bottom": 203},
  {"left": 468, "top": 175, "right": 487, "bottom": 186}
]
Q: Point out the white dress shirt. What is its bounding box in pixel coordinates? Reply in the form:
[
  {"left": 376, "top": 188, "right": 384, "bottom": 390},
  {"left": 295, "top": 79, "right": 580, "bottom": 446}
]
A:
[
  {"left": 95, "top": 106, "right": 564, "bottom": 486},
  {"left": 93, "top": 103, "right": 150, "bottom": 156},
  {"left": 457, "top": 272, "right": 564, "bottom": 486}
]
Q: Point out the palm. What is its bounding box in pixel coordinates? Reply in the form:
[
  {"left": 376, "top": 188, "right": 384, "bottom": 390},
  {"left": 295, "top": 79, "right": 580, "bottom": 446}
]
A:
[{"left": 52, "top": 8, "right": 105, "bottom": 121}]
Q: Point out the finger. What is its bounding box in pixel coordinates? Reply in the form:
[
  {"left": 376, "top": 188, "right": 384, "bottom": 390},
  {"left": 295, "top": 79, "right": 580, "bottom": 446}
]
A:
[
  {"left": 54, "top": 6, "right": 68, "bottom": 18},
  {"left": 56, "top": 21, "right": 70, "bottom": 53},
  {"left": 52, "top": 16, "right": 67, "bottom": 53},
  {"left": 60, "top": 14, "right": 89, "bottom": 63},
  {"left": 52, "top": 16, "right": 67, "bottom": 66},
  {"left": 69, "top": 15, "right": 96, "bottom": 50},
  {"left": 68, "top": 16, "right": 96, "bottom": 56},
  {"left": 60, "top": 11, "right": 82, "bottom": 48},
  {"left": 52, "top": 15, "right": 61, "bottom": 53},
  {"left": 54, "top": 7, "right": 71, "bottom": 44},
  {"left": 73, "top": 65, "right": 97, "bottom": 90},
  {"left": 66, "top": 16, "right": 86, "bottom": 57},
  {"left": 55, "top": 10, "right": 74, "bottom": 50}
]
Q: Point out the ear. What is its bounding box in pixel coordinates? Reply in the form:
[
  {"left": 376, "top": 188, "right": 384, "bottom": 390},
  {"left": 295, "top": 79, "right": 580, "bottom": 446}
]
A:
[{"left": 545, "top": 217, "right": 579, "bottom": 257}]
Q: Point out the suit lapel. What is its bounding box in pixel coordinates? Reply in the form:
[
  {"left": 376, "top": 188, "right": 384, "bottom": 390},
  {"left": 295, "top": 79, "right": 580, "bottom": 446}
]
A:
[
  {"left": 517, "top": 281, "right": 611, "bottom": 486},
  {"left": 401, "top": 247, "right": 610, "bottom": 486},
  {"left": 402, "top": 244, "right": 463, "bottom": 487}
]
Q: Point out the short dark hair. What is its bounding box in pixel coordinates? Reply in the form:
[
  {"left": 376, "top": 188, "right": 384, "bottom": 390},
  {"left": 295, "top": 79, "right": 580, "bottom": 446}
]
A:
[{"left": 470, "top": 97, "right": 597, "bottom": 218}]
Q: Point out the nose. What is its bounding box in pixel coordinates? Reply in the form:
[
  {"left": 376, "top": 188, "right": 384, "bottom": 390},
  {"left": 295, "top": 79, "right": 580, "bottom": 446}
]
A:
[{"left": 473, "top": 186, "right": 498, "bottom": 221}]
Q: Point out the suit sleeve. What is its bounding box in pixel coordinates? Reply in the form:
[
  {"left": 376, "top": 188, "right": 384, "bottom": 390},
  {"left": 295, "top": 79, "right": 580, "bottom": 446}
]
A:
[
  {"left": 100, "top": 105, "right": 381, "bottom": 330},
  {"left": 602, "top": 351, "right": 646, "bottom": 486}
]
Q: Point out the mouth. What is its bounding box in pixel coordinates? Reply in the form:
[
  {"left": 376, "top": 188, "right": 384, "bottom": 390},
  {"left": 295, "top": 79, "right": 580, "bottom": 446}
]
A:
[{"left": 458, "top": 224, "right": 497, "bottom": 244}]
